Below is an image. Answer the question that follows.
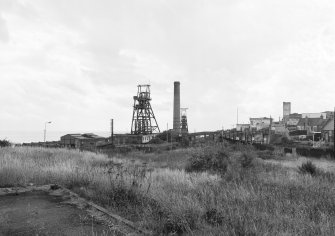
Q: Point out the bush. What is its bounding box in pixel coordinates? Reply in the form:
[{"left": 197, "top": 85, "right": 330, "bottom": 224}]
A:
[
  {"left": 296, "top": 147, "right": 310, "bottom": 157},
  {"left": 204, "top": 208, "right": 225, "bottom": 226},
  {"left": 185, "top": 148, "right": 229, "bottom": 174},
  {"left": 281, "top": 137, "right": 293, "bottom": 145},
  {"left": 148, "top": 137, "right": 164, "bottom": 144},
  {"left": 296, "top": 147, "right": 335, "bottom": 159},
  {"left": 252, "top": 143, "right": 275, "bottom": 151},
  {"left": 257, "top": 150, "right": 275, "bottom": 160},
  {"left": 0, "top": 139, "right": 11, "bottom": 147},
  {"left": 284, "top": 147, "right": 292, "bottom": 154},
  {"left": 299, "top": 161, "right": 317, "bottom": 176},
  {"left": 240, "top": 152, "right": 254, "bottom": 168}
]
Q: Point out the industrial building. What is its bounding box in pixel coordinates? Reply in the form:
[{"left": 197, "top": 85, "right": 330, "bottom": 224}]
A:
[
  {"left": 60, "top": 133, "right": 105, "bottom": 151},
  {"left": 249, "top": 117, "right": 272, "bottom": 131},
  {"left": 111, "top": 134, "right": 157, "bottom": 145}
]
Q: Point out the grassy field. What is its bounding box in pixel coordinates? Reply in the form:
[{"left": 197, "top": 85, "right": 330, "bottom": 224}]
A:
[{"left": 1, "top": 143, "right": 335, "bottom": 235}]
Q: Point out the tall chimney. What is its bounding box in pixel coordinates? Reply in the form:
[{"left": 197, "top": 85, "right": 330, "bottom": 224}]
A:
[
  {"left": 283, "top": 102, "right": 291, "bottom": 124},
  {"left": 173, "top": 81, "right": 181, "bottom": 133}
]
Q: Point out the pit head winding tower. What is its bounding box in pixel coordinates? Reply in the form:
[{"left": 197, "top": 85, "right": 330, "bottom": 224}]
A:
[{"left": 131, "top": 85, "right": 160, "bottom": 135}]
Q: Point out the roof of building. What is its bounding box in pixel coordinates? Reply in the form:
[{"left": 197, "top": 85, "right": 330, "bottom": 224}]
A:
[
  {"left": 61, "top": 133, "right": 105, "bottom": 140},
  {"left": 288, "top": 113, "right": 302, "bottom": 118},
  {"left": 250, "top": 117, "right": 271, "bottom": 120},
  {"left": 297, "top": 118, "right": 328, "bottom": 127},
  {"left": 321, "top": 119, "right": 334, "bottom": 131},
  {"left": 82, "top": 133, "right": 105, "bottom": 139}
]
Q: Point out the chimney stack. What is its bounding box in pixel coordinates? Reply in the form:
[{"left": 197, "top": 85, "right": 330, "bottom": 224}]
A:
[{"left": 173, "top": 81, "right": 181, "bottom": 133}]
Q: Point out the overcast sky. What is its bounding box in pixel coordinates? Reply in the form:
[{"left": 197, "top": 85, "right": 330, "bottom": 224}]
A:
[{"left": 1, "top": 0, "right": 335, "bottom": 142}]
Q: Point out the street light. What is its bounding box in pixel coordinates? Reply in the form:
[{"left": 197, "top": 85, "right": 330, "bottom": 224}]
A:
[{"left": 44, "top": 121, "right": 52, "bottom": 144}]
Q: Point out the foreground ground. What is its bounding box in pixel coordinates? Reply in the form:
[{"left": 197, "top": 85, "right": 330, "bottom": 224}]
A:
[
  {"left": 0, "top": 190, "right": 112, "bottom": 236},
  {"left": 1, "top": 143, "right": 335, "bottom": 235}
]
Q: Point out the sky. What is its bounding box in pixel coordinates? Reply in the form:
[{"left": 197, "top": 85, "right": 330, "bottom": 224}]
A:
[{"left": 0, "top": 0, "right": 335, "bottom": 143}]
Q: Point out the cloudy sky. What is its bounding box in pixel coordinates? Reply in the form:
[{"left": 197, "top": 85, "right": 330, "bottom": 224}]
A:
[{"left": 1, "top": 0, "right": 335, "bottom": 142}]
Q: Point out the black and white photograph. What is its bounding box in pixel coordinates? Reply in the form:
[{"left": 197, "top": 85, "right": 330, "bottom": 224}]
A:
[{"left": 1, "top": 0, "right": 335, "bottom": 235}]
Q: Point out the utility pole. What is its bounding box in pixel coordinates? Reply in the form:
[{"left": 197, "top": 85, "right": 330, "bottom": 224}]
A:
[
  {"left": 268, "top": 116, "right": 272, "bottom": 144},
  {"left": 111, "top": 119, "right": 114, "bottom": 145},
  {"left": 44, "top": 121, "right": 52, "bottom": 145},
  {"left": 167, "top": 123, "right": 169, "bottom": 143}
]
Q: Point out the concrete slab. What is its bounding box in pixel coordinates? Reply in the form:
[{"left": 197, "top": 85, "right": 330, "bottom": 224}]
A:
[{"left": 0, "top": 190, "right": 115, "bottom": 236}]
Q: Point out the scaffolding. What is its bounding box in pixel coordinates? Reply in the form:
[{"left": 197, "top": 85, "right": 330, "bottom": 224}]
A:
[{"left": 131, "top": 85, "right": 160, "bottom": 135}]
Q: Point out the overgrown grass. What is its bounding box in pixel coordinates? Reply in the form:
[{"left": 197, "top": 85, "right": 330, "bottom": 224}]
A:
[
  {"left": 2, "top": 145, "right": 335, "bottom": 235},
  {"left": 109, "top": 148, "right": 196, "bottom": 170}
]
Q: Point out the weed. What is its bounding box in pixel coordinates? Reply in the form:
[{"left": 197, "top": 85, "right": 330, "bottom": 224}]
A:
[{"left": 298, "top": 161, "right": 318, "bottom": 176}]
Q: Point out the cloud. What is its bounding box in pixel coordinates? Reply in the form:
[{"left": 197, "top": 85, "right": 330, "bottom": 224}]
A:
[
  {"left": 1, "top": 0, "right": 335, "bottom": 141},
  {"left": 0, "top": 14, "right": 9, "bottom": 42}
]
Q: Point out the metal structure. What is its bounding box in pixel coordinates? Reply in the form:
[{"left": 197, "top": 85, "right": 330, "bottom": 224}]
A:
[
  {"left": 131, "top": 85, "right": 160, "bottom": 135},
  {"left": 180, "top": 108, "right": 189, "bottom": 134}
]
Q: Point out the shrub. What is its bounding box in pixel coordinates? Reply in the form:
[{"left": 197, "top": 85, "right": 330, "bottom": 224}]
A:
[
  {"left": 252, "top": 143, "right": 275, "bottom": 151},
  {"left": 296, "top": 147, "right": 334, "bottom": 158},
  {"left": 240, "top": 152, "right": 254, "bottom": 169},
  {"left": 0, "top": 139, "right": 11, "bottom": 147},
  {"left": 204, "top": 208, "right": 225, "bottom": 226},
  {"left": 284, "top": 147, "right": 292, "bottom": 154},
  {"left": 299, "top": 161, "right": 317, "bottom": 176},
  {"left": 281, "top": 137, "right": 293, "bottom": 145},
  {"left": 257, "top": 150, "right": 274, "bottom": 160},
  {"left": 297, "top": 147, "right": 310, "bottom": 157},
  {"left": 149, "top": 137, "right": 164, "bottom": 144},
  {"left": 185, "top": 148, "right": 229, "bottom": 174},
  {"left": 162, "top": 210, "right": 198, "bottom": 235}
]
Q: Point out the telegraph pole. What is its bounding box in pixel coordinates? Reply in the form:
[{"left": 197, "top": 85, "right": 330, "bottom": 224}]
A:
[
  {"left": 44, "top": 121, "right": 52, "bottom": 145},
  {"left": 111, "top": 119, "right": 114, "bottom": 145},
  {"left": 269, "top": 116, "right": 272, "bottom": 144}
]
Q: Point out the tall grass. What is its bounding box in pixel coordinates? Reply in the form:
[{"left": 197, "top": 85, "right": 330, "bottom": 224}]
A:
[{"left": 1, "top": 146, "right": 335, "bottom": 235}]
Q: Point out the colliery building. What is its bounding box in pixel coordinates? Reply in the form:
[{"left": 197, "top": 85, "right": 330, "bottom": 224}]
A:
[{"left": 60, "top": 133, "right": 105, "bottom": 151}]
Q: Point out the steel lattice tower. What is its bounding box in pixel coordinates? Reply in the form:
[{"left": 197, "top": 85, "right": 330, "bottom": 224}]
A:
[
  {"left": 180, "top": 108, "right": 188, "bottom": 134},
  {"left": 131, "top": 85, "right": 160, "bottom": 135}
]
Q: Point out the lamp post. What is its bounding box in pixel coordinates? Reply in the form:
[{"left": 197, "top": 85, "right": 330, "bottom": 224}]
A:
[{"left": 44, "top": 121, "right": 52, "bottom": 144}]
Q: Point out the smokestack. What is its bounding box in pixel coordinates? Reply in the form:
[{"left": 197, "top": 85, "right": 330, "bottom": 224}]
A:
[
  {"left": 173, "top": 81, "right": 181, "bottom": 133},
  {"left": 283, "top": 102, "right": 291, "bottom": 123}
]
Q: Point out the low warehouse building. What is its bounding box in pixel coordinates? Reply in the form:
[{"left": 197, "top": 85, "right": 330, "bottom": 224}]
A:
[{"left": 60, "top": 133, "right": 106, "bottom": 151}]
